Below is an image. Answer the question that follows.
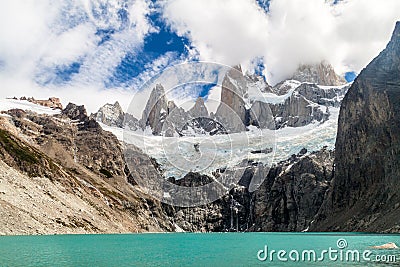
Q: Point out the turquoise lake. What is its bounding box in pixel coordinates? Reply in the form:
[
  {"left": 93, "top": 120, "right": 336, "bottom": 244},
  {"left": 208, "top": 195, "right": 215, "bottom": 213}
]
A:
[{"left": 0, "top": 233, "right": 399, "bottom": 266}]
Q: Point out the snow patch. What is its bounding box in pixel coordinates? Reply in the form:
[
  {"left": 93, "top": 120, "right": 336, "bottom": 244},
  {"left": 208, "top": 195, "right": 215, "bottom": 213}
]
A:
[
  {"left": 0, "top": 98, "right": 61, "bottom": 115},
  {"left": 248, "top": 80, "right": 301, "bottom": 105},
  {"left": 119, "top": 107, "right": 340, "bottom": 179}
]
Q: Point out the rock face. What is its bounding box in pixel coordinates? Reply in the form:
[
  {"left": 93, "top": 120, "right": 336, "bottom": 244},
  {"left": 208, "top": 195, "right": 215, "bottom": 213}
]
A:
[
  {"left": 296, "top": 83, "right": 347, "bottom": 107},
  {"left": 251, "top": 148, "right": 333, "bottom": 231},
  {"left": 93, "top": 102, "right": 139, "bottom": 131},
  {"left": 22, "top": 97, "right": 63, "bottom": 110},
  {"left": 292, "top": 61, "right": 346, "bottom": 86},
  {"left": 270, "top": 93, "right": 327, "bottom": 128},
  {"left": 213, "top": 66, "right": 276, "bottom": 132},
  {"left": 94, "top": 101, "right": 124, "bottom": 127},
  {"left": 62, "top": 103, "right": 88, "bottom": 121},
  {"left": 163, "top": 148, "right": 333, "bottom": 232},
  {"left": 312, "top": 22, "right": 400, "bottom": 232},
  {"left": 189, "top": 97, "right": 209, "bottom": 118},
  {"left": 140, "top": 84, "right": 168, "bottom": 135},
  {"left": 215, "top": 66, "right": 248, "bottom": 132},
  {"left": 249, "top": 101, "right": 275, "bottom": 129}
]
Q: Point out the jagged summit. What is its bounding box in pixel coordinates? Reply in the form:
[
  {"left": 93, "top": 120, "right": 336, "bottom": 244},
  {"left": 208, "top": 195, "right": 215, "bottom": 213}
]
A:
[
  {"left": 189, "top": 97, "right": 209, "bottom": 118},
  {"left": 215, "top": 66, "right": 248, "bottom": 132},
  {"left": 291, "top": 60, "right": 346, "bottom": 86},
  {"left": 140, "top": 84, "right": 168, "bottom": 135},
  {"left": 90, "top": 62, "right": 349, "bottom": 135},
  {"left": 62, "top": 103, "right": 88, "bottom": 121},
  {"left": 94, "top": 101, "right": 124, "bottom": 127}
]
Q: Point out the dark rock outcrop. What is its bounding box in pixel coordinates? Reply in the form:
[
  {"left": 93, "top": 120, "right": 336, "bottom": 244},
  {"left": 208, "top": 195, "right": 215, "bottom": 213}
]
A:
[
  {"left": 162, "top": 101, "right": 190, "bottom": 137},
  {"left": 249, "top": 101, "right": 275, "bottom": 129},
  {"left": 251, "top": 148, "right": 333, "bottom": 231},
  {"left": 93, "top": 102, "right": 139, "bottom": 131},
  {"left": 62, "top": 103, "right": 88, "bottom": 121},
  {"left": 163, "top": 148, "right": 334, "bottom": 232},
  {"left": 312, "top": 22, "right": 400, "bottom": 232}
]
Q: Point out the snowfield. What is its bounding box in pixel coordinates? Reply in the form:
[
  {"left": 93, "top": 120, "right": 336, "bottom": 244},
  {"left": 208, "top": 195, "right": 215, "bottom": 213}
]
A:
[
  {"left": 0, "top": 98, "right": 61, "bottom": 115},
  {"left": 107, "top": 107, "right": 340, "bottom": 179},
  {"left": 249, "top": 80, "right": 301, "bottom": 104}
]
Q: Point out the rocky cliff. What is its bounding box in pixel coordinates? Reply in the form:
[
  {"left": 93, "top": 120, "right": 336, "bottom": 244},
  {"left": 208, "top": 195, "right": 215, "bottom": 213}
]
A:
[
  {"left": 189, "top": 97, "right": 209, "bottom": 118},
  {"left": 215, "top": 66, "right": 248, "bottom": 132},
  {"left": 163, "top": 148, "right": 333, "bottom": 232},
  {"left": 140, "top": 84, "right": 168, "bottom": 135},
  {"left": 312, "top": 22, "right": 400, "bottom": 232},
  {"left": 0, "top": 105, "right": 176, "bottom": 234},
  {"left": 270, "top": 81, "right": 348, "bottom": 128}
]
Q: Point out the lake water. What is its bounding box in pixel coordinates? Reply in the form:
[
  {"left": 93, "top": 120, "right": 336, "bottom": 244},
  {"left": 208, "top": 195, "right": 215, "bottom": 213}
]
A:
[{"left": 0, "top": 233, "right": 399, "bottom": 266}]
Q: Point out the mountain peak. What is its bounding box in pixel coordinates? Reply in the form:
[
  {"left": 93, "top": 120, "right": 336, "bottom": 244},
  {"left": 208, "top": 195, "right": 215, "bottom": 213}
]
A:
[
  {"left": 140, "top": 84, "right": 168, "bottom": 134},
  {"left": 361, "top": 21, "right": 400, "bottom": 84},
  {"left": 62, "top": 103, "right": 88, "bottom": 121},
  {"left": 189, "top": 97, "right": 208, "bottom": 118},
  {"left": 94, "top": 101, "right": 124, "bottom": 127},
  {"left": 394, "top": 21, "right": 400, "bottom": 36},
  {"left": 292, "top": 60, "right": 346, "bottom": 86}
]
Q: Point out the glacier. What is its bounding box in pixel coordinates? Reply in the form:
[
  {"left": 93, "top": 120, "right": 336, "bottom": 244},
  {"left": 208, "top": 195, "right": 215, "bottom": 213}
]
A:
[{"left": 100, "top": 106, "right": 340, "bottom": 179}]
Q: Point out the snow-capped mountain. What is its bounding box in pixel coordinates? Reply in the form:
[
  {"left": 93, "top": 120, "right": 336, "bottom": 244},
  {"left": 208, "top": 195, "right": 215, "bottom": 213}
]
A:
[
  {"left": 93, "top": 101, "right": 124, "bottom": 128},
  {"left": 291, "top": 60, "right": 347, "bottom": 86},
  {"left": 94, "top": 63, "right": 350, "bottom": 179}
]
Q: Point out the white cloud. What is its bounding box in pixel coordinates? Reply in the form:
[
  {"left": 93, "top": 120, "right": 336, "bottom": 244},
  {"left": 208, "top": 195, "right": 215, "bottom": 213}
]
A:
[
  {"left": 1, "top": 0, "right": 400, "bottom": 116},
  {"left": 162, "top": 0, "right": 269, "bottom": 67},
  {"left": 0, "top": 0, "right": 154, "bottom": 113},
  {"left": 162, "top": 0, "right": 400, "bottom": 84},
  {"left": 204, "top": 85, "right": 222, "bottom": 114},
  {"left": 0, "top": 1, "right": 57, "bottom": 76},
  {"left": 41, "top": 23, "right": 99, "bottom": 66}
]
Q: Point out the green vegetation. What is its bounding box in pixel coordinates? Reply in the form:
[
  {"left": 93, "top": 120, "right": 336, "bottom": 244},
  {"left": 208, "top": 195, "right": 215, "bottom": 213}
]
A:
[
  {"left": 0, "top": 129, "right": 39, "bottom": 164},
  {"left": 0, "top": 129, "right": 62, "bottom": 179}
]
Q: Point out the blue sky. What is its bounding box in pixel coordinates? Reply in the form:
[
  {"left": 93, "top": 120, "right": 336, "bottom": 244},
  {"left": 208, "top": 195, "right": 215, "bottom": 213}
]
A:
[
  {"left": 34, "top": 0, "right": 353, "bottom": 91},
  {"left": 0, "top": 0, "right": 399, "bottom": 112},
  {"left": 107, "top": 10, "right": 191, "bottom": 88}
]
